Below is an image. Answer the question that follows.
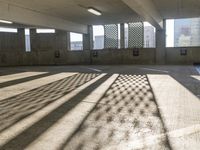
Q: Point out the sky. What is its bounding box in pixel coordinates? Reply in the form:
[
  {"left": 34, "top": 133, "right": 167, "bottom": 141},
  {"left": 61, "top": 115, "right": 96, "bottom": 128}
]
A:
[
  {"left": 166, "top": 19, "right": 175, "bottom": 47},
  {"left": 70, "top": 32, "right": 83, "bottom": 42}
]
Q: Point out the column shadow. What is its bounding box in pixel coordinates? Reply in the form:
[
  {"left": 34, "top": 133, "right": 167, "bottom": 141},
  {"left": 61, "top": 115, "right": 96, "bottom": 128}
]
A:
[
  {"left": 0, "top": 73, "right": 99, "bottom": 133},
  {"left": 0, "top": 74, "right": 110, "bottom": 150}
]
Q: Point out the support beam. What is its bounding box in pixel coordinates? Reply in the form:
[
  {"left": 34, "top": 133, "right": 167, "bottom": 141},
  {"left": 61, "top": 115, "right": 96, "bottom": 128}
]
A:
[
  {"left": 83, "top": 25, "right": 93, "bottom": 51},
  {"left": 156, "top": 24, "right": 166, "bottom": 64},
  {"left": 17, "top": 28, "right": 25, "bottom": 51},
  {"left": 122, "top": 0, "right": 163, "bottom": 30},
  {"left": 55, "top": 30, "right": 68, "bottom": 50},
  {"left": 0, "top": 1, "right": 87, "bottom": 34},
  {"left": 66, "top": 32, "right": 71, "bottom": 50},
  {"left": 120, "top": 23, "right": 125, "bottom": 49},
  {"left": 30, "top": 29, "right": 37, "bottom": 52}
]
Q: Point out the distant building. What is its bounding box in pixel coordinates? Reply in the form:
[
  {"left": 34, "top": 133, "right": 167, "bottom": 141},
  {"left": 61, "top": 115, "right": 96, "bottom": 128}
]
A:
[
  {"left": 144, "top": 26, "right": 156, "bottom": 48},
  {"left": 174, "top": 18, "right": 200, "bottom": 47},
  {"left": 94, "top": 35, "right": 104, "bottom": 49},
  {"left": 125, "top": 26, "right": 155, "bottom": 48},
  {"left": 191, "top": 18, "right": 200, "bottom": 46},
  {"left": 71, "top": 41, "right": 83, "bottom": 50},
  {"left": 93, "top": 25, "right": 156, "bottom": 49}
]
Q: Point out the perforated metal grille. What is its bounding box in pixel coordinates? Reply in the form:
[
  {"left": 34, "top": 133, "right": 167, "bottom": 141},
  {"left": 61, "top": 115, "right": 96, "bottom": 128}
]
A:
[
  {"left": 128, "top": 22, "right": 144, "bottom": 48},
  {"left": 104, "top": 24, "right": 118, "bottom": 49}
]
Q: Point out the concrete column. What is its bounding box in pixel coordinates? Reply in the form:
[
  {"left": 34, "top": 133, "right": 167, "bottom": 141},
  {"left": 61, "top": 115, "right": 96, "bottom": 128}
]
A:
[
  {"left": 55, "top": 30, "right": 67, "bottom": 50},
  {"left": 30, "top": 28, "right": 37, "bottom": 51},
  {"left": 66, "top": 32, "right": 71, "bottom": 50},
  {"left": 156, "top": 20, "right": 166, "bottom": 64},
  {"left": 83, "top": 25, "right": 93, "bottom": 51},
  {"left": 120, "top": 23, "right": 125, "bottom": 49},
  {"left": 17, "top": 28, "right": 25, "bottom": 51}
]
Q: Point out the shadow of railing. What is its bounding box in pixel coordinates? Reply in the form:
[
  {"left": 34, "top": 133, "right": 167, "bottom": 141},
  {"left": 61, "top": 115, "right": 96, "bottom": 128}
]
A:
[
  {"left": 60, "top": 74, "right": 172, "bottom": 150},
  {"left": 0, "top": 73, "right": 99, "bottom": 133},
  {"left": 0, "top": 74, "right": 110, "bottom": 150}
]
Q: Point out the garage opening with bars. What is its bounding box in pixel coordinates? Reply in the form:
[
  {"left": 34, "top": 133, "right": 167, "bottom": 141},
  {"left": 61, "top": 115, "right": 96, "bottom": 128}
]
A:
[
  {"left": 104, "top": 24, "right": 118, "bottom": 49},
  {"left": 93, "top": 22, "right": 155, "bottom": 50}
]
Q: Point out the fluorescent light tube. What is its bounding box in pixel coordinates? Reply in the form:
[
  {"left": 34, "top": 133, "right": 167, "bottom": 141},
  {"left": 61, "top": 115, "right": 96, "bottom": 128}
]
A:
[
  {"left": 88, "top": 7, "right": 102, "bottom": 16},
  {"left": 0, "top": 19, "right": 13, "bottom": 24}
]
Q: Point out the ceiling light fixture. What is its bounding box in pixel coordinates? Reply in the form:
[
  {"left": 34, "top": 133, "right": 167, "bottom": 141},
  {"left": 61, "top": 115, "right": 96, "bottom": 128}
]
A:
[
  {"left": 0, "top": 19, "right": 13, "bottom": 24},
  {"left": 87, "top": 7, "right": 102, "bottom": 16}
]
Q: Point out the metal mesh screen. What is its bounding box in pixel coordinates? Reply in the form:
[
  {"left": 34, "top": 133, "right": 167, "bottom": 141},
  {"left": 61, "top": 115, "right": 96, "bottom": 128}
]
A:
[
  {"left": 128, "top": 22, "right": 144, "bottom": 48},
  {"left": 104, "top": 24, "right": 118, "bottom": 49}
]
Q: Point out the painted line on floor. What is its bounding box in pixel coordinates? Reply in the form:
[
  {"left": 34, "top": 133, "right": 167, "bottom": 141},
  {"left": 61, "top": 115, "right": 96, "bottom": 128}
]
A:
[
  {"left": 86, "top": 67, "right": 102, "bottom": 72},
  {"left": 140, "top": 67, "right": 169, "bottom": 73}
]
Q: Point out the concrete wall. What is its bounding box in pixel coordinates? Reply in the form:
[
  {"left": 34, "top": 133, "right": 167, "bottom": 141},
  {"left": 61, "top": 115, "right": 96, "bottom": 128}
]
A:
[
  {"left": 0, "top": 50, "right": 91, "bottom": 66},
  {"left": 91, "top": 48, "right": 156, "bottom": 65},
  {"left": 30, "top": 29, "right": 68, "bottom": 51},
  {"left": 166, "top": 47, "right": 200, "bottom": 64},
  {"left": 0, "top": 28, "right": 25, "bottom": 52},
  {"left": 0, "top": 48, "right": 155, "bottom": 66},
  {"left": 1, "top": 47, "right": 200, "bottom": 66},
  {"left": 0, "top": 27, "right": 200, "bottom": 66}
]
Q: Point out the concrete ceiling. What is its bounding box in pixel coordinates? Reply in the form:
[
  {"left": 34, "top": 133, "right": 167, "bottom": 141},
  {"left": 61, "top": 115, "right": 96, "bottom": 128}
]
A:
[
  {"left": 0, "top": 0, "right": 142, "bottom": 25},
  {"left": 0, "top": 23, "right": 36, "bottom": 29},
  {"left": 0, "top": 0, "right": 200, "bottom": 32},
  {"left": 152, "top": 0, "right": 200, "bottom": 19}
]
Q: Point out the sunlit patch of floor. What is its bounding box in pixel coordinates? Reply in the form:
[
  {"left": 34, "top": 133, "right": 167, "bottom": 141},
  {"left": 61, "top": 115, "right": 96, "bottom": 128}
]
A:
[
  {"left": 62, "top": 75, "right": 171, "bottom": 150},
  {"left": 0, "top": 66, "right": 200, "bottom": 150}
]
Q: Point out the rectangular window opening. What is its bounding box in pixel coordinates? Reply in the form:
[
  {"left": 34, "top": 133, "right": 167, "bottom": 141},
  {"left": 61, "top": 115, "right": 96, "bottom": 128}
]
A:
[
  {"left": 0, "top": 27, "right": 17, "bottom": 33},
  {"left": 70, "top": 32, "right": 83, "bottom": 51},
  {"left": 125, "top": 23, "right": 128, "bottom": 48},
  {"left": 166, "top": 18, "right": 200, "bottom": 47},
  {"left": 93, "top": 25, "right": 104, "bottom": 50},
  {"left": 125, "top": 22, "right": 156, "bottom": 48},
  {"left": 25, "top": 29, "right": 31, "bottom": 52},
  {"left": 118, "top": 24, "right": 121, "bottom": 49},
  {"left": 143, "top": 22, "right": 156, "bottom": 48},
  {"left": 36, "top": 29, "right": 55, "bottom": 34}
]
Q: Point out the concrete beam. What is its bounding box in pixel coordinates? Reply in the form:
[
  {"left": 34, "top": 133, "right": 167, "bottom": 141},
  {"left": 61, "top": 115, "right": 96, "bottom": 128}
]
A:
[
  {"left": 83, "top": 25, "right": 93, "bottom": 51},
  {"left": 122, "top": 0, "right": 163, "bottom": 29},
  {"left": 120, "top": 23, "right": 125, "bottom": 49},
  {"left": 0, "top": 1, "right": 88, "bottom": 34}
]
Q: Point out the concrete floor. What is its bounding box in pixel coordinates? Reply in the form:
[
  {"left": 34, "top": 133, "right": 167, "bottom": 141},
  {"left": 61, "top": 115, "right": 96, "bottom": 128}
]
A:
[{"left": 0, "top": 65, "right": 200, "bottom": 150}]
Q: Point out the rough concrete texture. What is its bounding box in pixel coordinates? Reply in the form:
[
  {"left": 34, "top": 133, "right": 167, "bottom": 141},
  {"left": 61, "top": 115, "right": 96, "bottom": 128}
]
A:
[
  {"left": 1, "top": 26, "right": 200, "bottom": 66},
  {"left": 166, "top": 48, "right": 200, "bottom": 65},
  {"left": 1, "top": 47, "right": 200, "bottom": 66},
  {"left": 0, "top": 29, "right": 25, "bottom": 52},
  {"left": 30, "top": 29, "right": 68, "bottom": 52},
  {"left": 0, "top": 65, "right": 200, "bottom": 150},
  {"left": 0, "top": 48, "right": 156, "bottom": 66}
]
